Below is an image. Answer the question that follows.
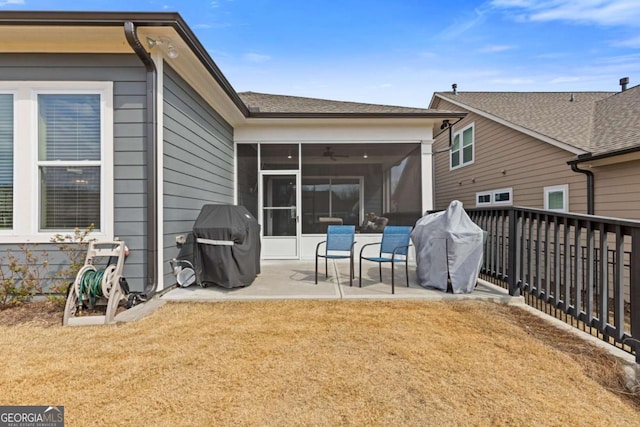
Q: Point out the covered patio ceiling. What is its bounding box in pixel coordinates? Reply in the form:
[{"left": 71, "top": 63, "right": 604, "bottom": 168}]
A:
[{"left": 258, "top": 142, "right": 420, "bottom": 168}]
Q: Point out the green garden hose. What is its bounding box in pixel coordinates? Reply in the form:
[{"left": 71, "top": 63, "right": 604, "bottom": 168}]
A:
[{"left": 78, "top": 269, "right": 106, "bottom": 306}]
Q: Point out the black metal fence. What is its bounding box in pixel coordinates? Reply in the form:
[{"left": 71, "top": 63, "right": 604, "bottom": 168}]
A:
[{"left": 468, "top": 207, "right": 640, "bottom": 361}]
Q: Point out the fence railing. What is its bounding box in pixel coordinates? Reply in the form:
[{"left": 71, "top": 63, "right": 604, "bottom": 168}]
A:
[{"left": 467, "top": 206, "right": 640, "bottom": 362}]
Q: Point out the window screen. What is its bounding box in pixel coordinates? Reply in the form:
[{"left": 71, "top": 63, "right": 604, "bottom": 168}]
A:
[
  {"left": 548, "top": 191, "right": 564, "bottom": 210},
  {"left": 451, "top": 134, "right": 460, "bottom": 168},
  {"left": 462, "top": 127, "right": 473, "bottom": 163},
  {"left": 38, "top": 94, "right": 101, "bottom": 230},
  {"left": 0, "top": 94, "right": 12, "bottom": 230}
]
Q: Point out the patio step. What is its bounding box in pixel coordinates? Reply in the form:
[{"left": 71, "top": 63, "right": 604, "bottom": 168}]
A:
[{"left": 65, "top": 315, "right": 107, "bottom": 326}]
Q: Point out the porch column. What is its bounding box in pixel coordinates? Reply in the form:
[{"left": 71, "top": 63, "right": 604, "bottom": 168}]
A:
[{"left": 421, "top": 140, "right": 434, "bottom": 214}]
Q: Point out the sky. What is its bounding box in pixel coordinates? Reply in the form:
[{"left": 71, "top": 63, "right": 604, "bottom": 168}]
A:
[{"left": 1, "top": 0, "right": 639, "bottom": 107}]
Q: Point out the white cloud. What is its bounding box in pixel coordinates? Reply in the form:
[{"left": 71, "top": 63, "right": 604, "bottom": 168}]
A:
[
  {"left": 490, "top": 77, "right": 535, "bottom": 84},
  {"left": 437, "top": 7, "right": 490, "bottom": 40},
  {"left": 194, "top": 22, "right": 232, "bottom": 29},
  {"left": 549, "top": 76, "right": 582, "bottom": 83},
  {"left": 379, "top": 83, "right": 393, "bottom": 88},
  {"left": 535, "top": 52, "right": 569, "bottom": 59},
  {"left": 0, "top": 0, "right": 25, "bottom": 5},
  {"left": 611, "top": 35, "right": 640, "bottom": 48},
  {"left": 491, "top": 0, "right": 536, "bottom": 6},
  {"left": 243, "top": 53, "right": 271, "bottom": 63},
  {"left": 477, "top": 44, "right": 514, "bottom": 53},
  {"left": 418, "top": 51, "right": 437, "bottom": 58},
  {"left": 492, "top": 0, "right": 640, "bottom": 27},
  {"left": 210, "top": 1, "right": 219, "bottom": 7}
]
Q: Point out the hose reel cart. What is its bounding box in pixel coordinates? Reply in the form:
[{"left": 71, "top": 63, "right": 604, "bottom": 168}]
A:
[{"left": 63, "top": 240, "right": 133, "bottom": 326}]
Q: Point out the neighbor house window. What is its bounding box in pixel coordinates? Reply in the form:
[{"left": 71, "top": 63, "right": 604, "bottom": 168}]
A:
[
  {"left": 544, "top": 184, "right": 568, "bottom": 212},
  {"left": 451, "top": 123, "right": 474, "bottom": 169},
  {"left": 476, "top": 192, "right": 491, "bottom": 206},
  {"left": 476, "top": 188, "right": 513, "bottom": 207},
  {"left": 493, "top": 188, "right": 512, "bottom": 205},
  {"left": 0, "top": 93, "right": 13, "bottom": 230},
  {"left": 0, "top": 82, "right": 113, "bottom": 242}
]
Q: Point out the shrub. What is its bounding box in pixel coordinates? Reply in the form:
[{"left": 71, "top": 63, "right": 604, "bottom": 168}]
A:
[
  {"left": 0, "top": 244, "right": 49, "bottom": 309},
  {"left": 48, "top": 224, "right": 96, "bottom": 306}
]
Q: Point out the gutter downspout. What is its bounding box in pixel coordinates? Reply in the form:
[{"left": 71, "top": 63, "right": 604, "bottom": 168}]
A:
[
  {"left": 570, "top": 162, "right": 594, "bottom": 215},
  {"left": 124, "top": 21, "right": 158, "bottom": 296}
]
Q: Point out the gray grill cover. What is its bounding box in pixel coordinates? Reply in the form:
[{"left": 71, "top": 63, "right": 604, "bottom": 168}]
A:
[
  {"left": 411, "top": 200, "right": 484, "bottom": 293},
  {"left": 193, "top": 204, "right": 261, "bottom": 288}
]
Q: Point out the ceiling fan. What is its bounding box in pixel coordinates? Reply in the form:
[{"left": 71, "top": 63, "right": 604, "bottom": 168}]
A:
[{"left": 322, "top": 146, "right": 349, "bottom": 161}]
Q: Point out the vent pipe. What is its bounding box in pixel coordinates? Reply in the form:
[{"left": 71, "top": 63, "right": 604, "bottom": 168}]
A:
[
  {"left": 452, "top": 83, "right": 457, "bottom": 95},
  {"left": 620, "top": 77, "right": 629, "bottom": 92}
]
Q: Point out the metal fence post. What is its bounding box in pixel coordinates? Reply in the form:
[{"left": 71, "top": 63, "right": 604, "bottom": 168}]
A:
[{"left": 508, "top": 208, "right": 521, "bottom": 297}]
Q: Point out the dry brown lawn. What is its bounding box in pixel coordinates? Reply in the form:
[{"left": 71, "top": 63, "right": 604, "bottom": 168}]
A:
[{"left": 1, "top": 300, "right": 638, "bottom": 426}]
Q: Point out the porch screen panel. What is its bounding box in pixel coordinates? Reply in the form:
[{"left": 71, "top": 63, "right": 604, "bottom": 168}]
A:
[
  {"left": 301, "top": 177, "right": 360, "bottom": 233},
  {"left": 38, "top": 94, "right": 101, "bottom": 230},
  {"left": 0, "top": 94, "right": 13, "bottom": 230},
  {"left": 330, "top": 179, "right": 359, "bottom": 226},
  {"left": 451, "top": 134, "right": 460, "bottom": 167}
]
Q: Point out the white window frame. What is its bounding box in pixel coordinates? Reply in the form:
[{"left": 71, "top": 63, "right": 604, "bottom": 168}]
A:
[
  {"left": 475, "top": 191, "right": 492, "bottom": 207},
  {"left": 0, "top": 81, "right": 113, "bottom": 243},
  {"left": 492, "top": 188, "right": 513, "bottom": 206},
  {"left": 476, "top": 187, "right": 513, "bottom": 207},
  {"left": 544, "top": 184, "right": 568, "bottom": 212},
  {"left": 450, "top": 122, "right": 475, "bottom": 170}
]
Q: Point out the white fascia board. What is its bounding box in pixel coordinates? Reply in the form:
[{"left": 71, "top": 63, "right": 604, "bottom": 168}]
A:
[
  {"left": 235, "top": 118, "right": 438, "bottom": 143},
  {"left": 433, "top": 94, "right": 588, "bottom": 156}
]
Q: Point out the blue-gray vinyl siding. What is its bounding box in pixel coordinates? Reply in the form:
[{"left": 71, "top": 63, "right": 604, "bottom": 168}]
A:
[
  {"left": 0, "top": 54, "right": 147, "bottom": 292},
  {"left": 162, "top": 65, "right": 234, "bottom": 288}
]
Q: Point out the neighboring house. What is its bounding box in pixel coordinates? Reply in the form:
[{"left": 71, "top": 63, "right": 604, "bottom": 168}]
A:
[
  {"left": 429, "top": 82, "right": 640, "bottom": 219},
  {"left": 0, "top": 11, "right": 464, "bottom": 294}
]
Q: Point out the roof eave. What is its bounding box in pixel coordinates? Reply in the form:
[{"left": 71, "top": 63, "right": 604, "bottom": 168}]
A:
[
  {"left": 248, "top": 111, "right": 467, "bottom": 119},
  {"left": 568, "top": 144, "right": 640, "bottom": 167},
  {"left": 0, "top": 10, "right": 250, "bottom": 117}
]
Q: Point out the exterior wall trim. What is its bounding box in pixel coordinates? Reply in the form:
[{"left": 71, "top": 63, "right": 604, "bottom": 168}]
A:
[{"left": 153, "top": 51, "right": 165, "bottom": 291}]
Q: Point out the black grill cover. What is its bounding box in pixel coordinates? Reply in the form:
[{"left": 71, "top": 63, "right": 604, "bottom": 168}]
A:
[{"left": 193, "top": 204, "right": 261, "bottom": 288}]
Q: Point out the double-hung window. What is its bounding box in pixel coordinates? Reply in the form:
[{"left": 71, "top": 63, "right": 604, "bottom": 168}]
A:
[
  {"left": 0, "top": 82, "right": 113, "bottom": 242},
  {"left": 38, "top": 94, "right": 102, "bottom": 230},
  {"left": 450, "top": 123, "right": 474, "bottom": 169}
]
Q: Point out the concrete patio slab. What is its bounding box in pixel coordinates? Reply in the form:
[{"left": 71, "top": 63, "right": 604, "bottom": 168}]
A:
[{"left": 161, "top": 259, "right": 522, "bottom": 304}]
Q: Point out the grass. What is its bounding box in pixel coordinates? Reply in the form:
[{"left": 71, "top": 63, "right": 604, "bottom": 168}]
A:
[{"left": 1, "top": 300, "right": 638, "bottom": 426}]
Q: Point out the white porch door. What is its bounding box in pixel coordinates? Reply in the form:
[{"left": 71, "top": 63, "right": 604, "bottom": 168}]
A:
[{"left": 260, "top": 172, "right": 300, "bottom": 259}]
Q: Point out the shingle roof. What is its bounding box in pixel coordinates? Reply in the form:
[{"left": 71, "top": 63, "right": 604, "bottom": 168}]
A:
[
  {"left": 590, "top": 85, "right": 640, "bottom": 155},
  {"left": 434, "top": 91, "right": 615, "bottom": 152},
  {"left": 239, "top": 91, "right": 462, "bottom": 116}
]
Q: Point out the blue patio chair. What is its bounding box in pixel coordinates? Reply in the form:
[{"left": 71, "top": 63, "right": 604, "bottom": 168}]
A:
[
  {"left": 359, "top": 225, "right": 412, "bottom": 294},
  {"left": 315, "top": 225, "right": 356, "bottom": 286}
]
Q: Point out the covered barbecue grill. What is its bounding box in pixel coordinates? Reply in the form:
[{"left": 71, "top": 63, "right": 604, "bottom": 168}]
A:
[
  {"left": 192, "top": 204, "right": 261, "bottom": 288},
  {"left": 411, "top": 200, "right": 484, "bottom": 293}
]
